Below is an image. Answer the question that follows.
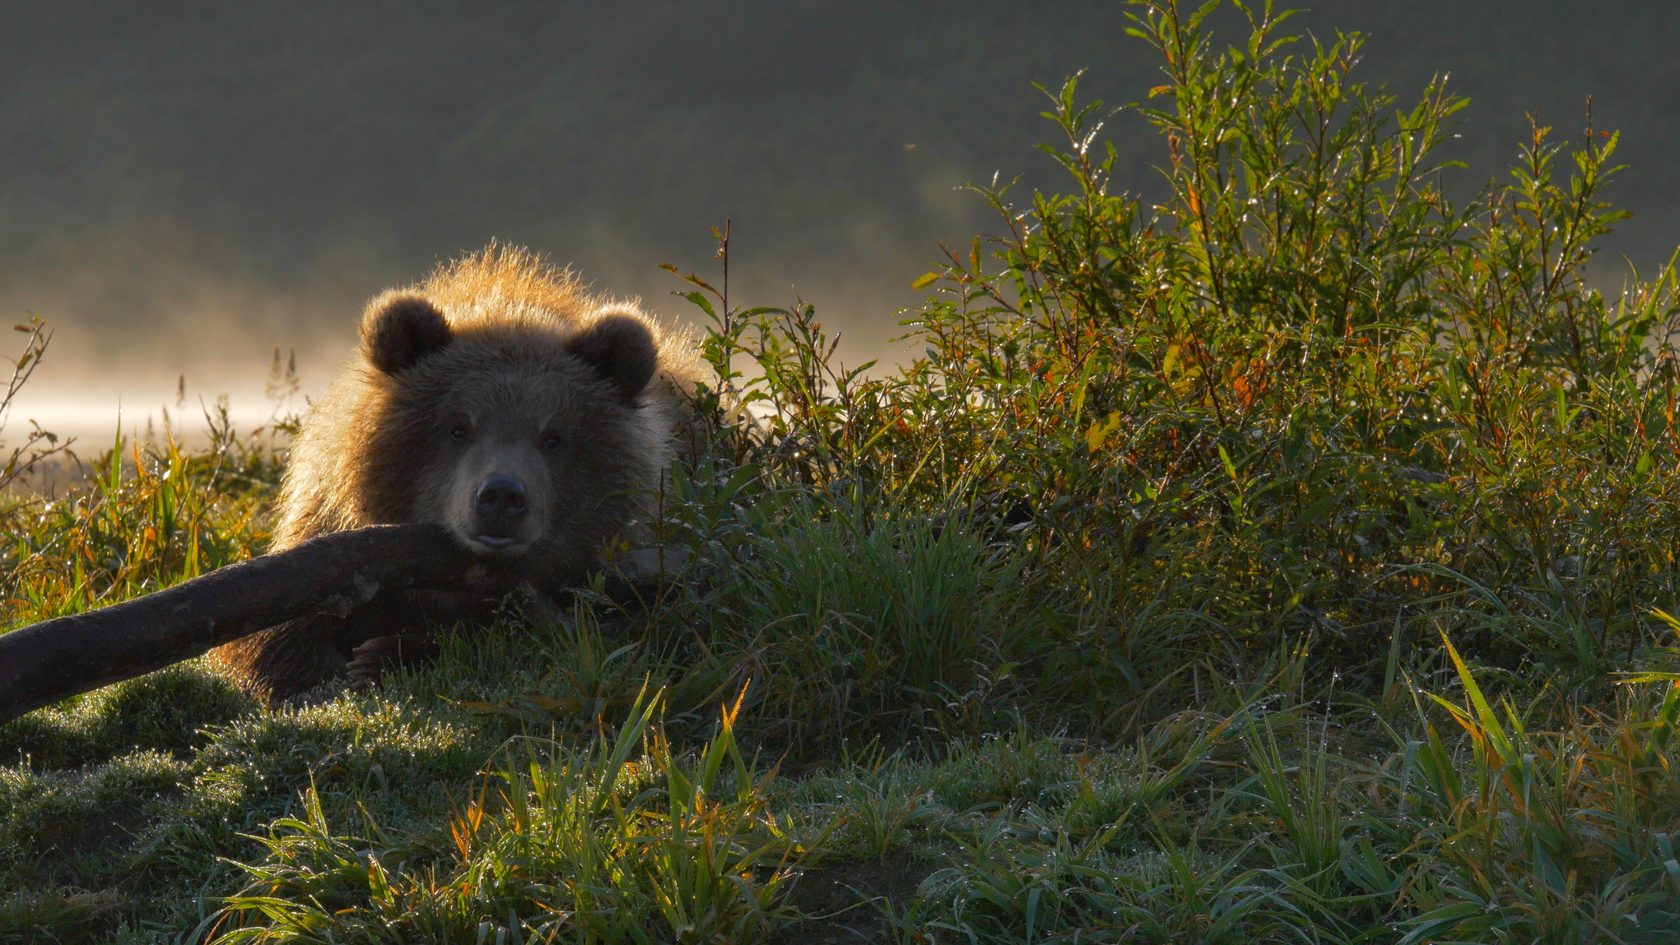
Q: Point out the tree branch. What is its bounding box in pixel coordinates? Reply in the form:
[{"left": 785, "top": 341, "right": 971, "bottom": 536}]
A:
[{"left": 0, "top": 524, "right": 517, "bottom": 726}]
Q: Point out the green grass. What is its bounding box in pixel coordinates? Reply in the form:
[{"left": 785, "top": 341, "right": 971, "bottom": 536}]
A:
[{"left": 6, "top": 1, "right": 1680, "bottom": 941}]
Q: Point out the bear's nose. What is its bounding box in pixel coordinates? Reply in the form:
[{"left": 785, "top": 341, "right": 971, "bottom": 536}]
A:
[{"left": 475, "top": 474, "right": 528, "bottom": 523}]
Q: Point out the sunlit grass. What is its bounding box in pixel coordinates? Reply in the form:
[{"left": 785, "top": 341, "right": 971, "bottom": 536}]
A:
[{"left": 5, "top": 1, "right": 1680, "bottom": 941}]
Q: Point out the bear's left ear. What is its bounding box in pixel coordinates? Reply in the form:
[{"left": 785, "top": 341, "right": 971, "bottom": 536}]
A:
[
  {"left": 361, "top": 292, "right": 452, "bottom": 375},
  {"left": 567, "top": 314, "right": 658, "bottom": 402}
]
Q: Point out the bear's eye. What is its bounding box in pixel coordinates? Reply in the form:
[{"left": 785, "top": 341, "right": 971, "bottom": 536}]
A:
[
  {"left": 539, "top": 431, "right": 564, "bottom": 452},
  {"left": 449, "top": 425, "right": 471, "bottom": 444}
]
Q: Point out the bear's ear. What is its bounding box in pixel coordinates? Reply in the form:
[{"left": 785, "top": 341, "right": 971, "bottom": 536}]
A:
[
  {"left": 567, "top": 314, "right": 658, "bottom": 401},
  {"left": 360, "top": 292, "right": 452, "bottom": 375}
]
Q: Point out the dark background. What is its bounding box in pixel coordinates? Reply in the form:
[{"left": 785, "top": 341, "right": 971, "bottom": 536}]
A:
[{"left": 4, "top": 2, "right": 1676, "bottom": 435}]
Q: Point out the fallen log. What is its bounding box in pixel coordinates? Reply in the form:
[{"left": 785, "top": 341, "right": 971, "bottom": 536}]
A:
[{"left": 0, "top": 524, "right": 518, "bottom": 726}]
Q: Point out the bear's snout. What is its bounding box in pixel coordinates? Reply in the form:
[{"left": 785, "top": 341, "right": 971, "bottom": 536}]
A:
[{"left": 473, "top": 474, "right": 528, "bottom": 545}]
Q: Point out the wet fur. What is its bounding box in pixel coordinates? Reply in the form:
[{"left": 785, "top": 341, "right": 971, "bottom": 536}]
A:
[{"left": 213, "top": 246, "right": 705, "bottom": 703}]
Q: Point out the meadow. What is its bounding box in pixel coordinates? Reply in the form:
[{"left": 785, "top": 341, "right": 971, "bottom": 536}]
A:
[{"left": 4, "top": 4, "right": 1680, "bottom": 942}]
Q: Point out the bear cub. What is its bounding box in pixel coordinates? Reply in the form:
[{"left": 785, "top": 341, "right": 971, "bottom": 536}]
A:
[{"left": 213, "top": 245, "right": 705, "bottom": 703}]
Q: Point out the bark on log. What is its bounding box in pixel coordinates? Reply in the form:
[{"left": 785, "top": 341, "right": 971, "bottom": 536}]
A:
[{"left": 0, "top": 524, "right": 517, "bottom": 726}]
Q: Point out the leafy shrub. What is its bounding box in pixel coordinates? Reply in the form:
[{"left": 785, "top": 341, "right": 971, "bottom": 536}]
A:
[{"left": 668, "top": 0, "right": 1680, "bottom": 717}]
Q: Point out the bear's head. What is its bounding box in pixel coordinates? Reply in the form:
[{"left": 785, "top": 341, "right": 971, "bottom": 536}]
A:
[{"left": 351, "top": 290, "right": 662, "bottom": 580}]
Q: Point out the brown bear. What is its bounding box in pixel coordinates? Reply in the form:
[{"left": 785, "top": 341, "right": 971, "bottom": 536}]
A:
[{"left": 212, "top": 244, "right": 707, "bottom": 703}]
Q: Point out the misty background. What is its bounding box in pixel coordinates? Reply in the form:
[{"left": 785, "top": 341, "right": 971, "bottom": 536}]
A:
[{"left": 4, "top": 1, "right": 1678, "bottom": 443}]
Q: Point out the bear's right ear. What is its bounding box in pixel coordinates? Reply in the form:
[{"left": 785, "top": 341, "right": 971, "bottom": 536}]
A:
[{"left": 360, "top": 292, "right": 451, "bottom": 375}]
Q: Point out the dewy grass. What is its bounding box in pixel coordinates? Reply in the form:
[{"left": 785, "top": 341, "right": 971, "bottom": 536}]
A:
[
  {"left": 1378, "top": 637, "right": 1680, "bottom": 943},
  {"left": 206, "top": 687, "right": 802, "bottom": 944},
  {"left": 669, "top": 501, "right": 1025, "bottom": 750},
  {"left": 6, "top": 0, "right": 1680, "bottom": 941}
]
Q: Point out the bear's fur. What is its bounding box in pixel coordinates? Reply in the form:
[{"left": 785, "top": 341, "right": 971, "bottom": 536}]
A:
[{"left": 212, "top": 245, "right": 707, "bottom": 703}]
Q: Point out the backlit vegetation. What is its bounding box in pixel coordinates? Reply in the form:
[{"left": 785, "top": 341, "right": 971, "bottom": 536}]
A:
[{"left": 5, "top": 3, "right": 1680, "bottom": 941}]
